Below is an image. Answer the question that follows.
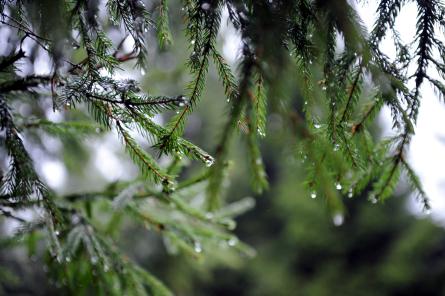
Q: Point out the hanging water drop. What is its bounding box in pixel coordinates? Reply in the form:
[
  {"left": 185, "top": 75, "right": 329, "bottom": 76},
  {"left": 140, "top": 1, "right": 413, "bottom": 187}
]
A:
[
  {"left": 140, "top": 68, "right": 146, "bottom": 76},
  {"left": 205, "top": 157, "right": 214, "bottom": 167},
  {"left": 194, "top": 241, "right": 202, "bottom": 253},
  {"left": 314, "top": 124, "right": 321, "bottom": 129},
  {"left": 332, "top": 213, "right": 344, "bottom": 226},
  {"left": 54, "top": 230, "right": 60, "bottom": 236},
  {"left": 191, "top": 39, "right": 195, "bottom": 45},
  {"left": 335, "top": 182, "right": 342, "bottom": 190},
  {"left": 201, "top": 2, "right": 211, "bottom": 10},
  {"left": 348, "top": 188, "right": 353, "bottom": 198},
  {"left": 227, "top": 237, "right": 238, "bottom": 247},
  {"left": 310, "top": 191, "right": 317, "bottom": 199}
]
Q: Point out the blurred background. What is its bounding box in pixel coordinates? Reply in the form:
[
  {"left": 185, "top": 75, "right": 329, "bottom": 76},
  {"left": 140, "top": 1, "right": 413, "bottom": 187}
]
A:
[{"left": 1, "top": 1, "right": 445, "bottom": 295}]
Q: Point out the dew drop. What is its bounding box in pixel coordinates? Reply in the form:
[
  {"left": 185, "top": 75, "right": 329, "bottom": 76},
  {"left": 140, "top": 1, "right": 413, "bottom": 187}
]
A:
[
  {"left": 140, "top": 68, "right": 146, "bottom": 76},
  {"left": 348, "top": 188, "right": 353, "bottom": 198},
  {"left": 227, "top": 237, "right": 238, "bottom": 247},
  {"left": 205, "top": 157, "right": 214, "bottom": 167},
  {"left": 310, "top": 191, "right": 317, "bottom": 199},
  {"left": 201, "top": 2, "right": 211, "bottom": 10},
  {"left": 191, "top": 39, "right": 195, "bottom": 45},
  {"left": 65, "top": 256, "right": 71, "bottom": 263},
  {"left": 176, "top": 110, "right": 180, "bottom": 114},
  {"left": 314, "top": 124, "right": 321, "bottom": 129},
  {"left": 332, "top": 213, "right": 344, "bottom": 226},
  {"left": 144, "top": 27, "right": 148, "bottom": 33},
  {"left": 335, "top": 183, "right": 342, "bottom": 191},
  {"left": 322, "top": 86, "right": 327, "bottom": 90},
  {"left": 333, "top": 144, "right": 340, "bottom": 152},
  {"left": 194, "top": 241, "right": 202, "bottom": 253},
  {"left": 54, "top": 230, "right": 60, "bottom": 236},
  {"left": 369, "top": 194, "right": 378, "bottom": 204}
]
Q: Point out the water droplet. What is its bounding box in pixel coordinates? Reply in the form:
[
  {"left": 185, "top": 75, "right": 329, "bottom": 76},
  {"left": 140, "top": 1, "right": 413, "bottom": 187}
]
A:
[
  {"left": 227, "top": 237, "right": 238, "bottom": 247},
  {"left": 425, "top": 209, "right": 432, "bottom": 215},
  {"left": 309, "top": 60, "right": 313, "bottom": 64},
  {"left": 348, "top": 188, "right": 353, "bottom": 198},
  {"left": 194, "top": 241, "right": 202, "bottom": 253},
  {"left": 310, "top": 191, "right": 317, "bottom": 199},
  {"left": 314, "top": 124, "right": 321, "bottom": 129},
  {"left": 205, "top": 157, "right": 214, "bottom": 167},
  {"left": 257, "top": 128, "right": 266, "bottom": 137},
  {"left": 322, "top": 86, "right": 327, "bottom": 90},
  {"left": 289, "top": 52, "right": 293, "bottom": 56},
  {"left": 304, "top": 101, "right": 308, "bottom": 105},
  {"left": 226, "top": 98, "right": 230, "bottom": 103},
  {"left": 333, "top": 144, "right": 340, "bottom": 151},
  {"left": 332, "top": 213, "right": 344, "bottom": 226},
  {"left": 369, "top": 194, "right": 378, "bottom": 204},
  {"left": 95, "top": 127, "right": 101, "bottom": 133},
  {"left": 255, "top": 158, "right": 262, "bottom": 165},
  {"left": 308, "top": 33, "right": 313, "bottom": 38},
  {"left": 176, "top": 110, "right": 180, "bottom": 114},
  {"left": 144, "top": 27, "right": 148, "bottom": 33},
  {"left": 54, "top": 230, "right": 60, "bottom": 236},
  {"left": 181, "top": 7, "right": 185, "bottom": 11},
  {"left": 335, "top": 183, "right": 342, "bottom": 190},
  {"left": 140, "top": 68, "right": 146, "bottom": 76},
  {"left": 191, "top": 39, "right": 195, "bottom": 45},
  {"left": 201, "top": 2, "right": 211, "bottom": 10}
]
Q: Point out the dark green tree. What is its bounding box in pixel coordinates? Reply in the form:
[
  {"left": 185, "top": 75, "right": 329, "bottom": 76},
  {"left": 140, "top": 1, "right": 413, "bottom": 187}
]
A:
[{"left": 1, "top": 0, "right": 445, "bottom": 294}]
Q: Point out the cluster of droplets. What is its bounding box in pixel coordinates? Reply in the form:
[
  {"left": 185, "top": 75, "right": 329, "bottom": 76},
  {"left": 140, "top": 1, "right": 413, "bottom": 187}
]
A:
[{"left": 257, "top": 128, "right": 266, "bottom": 137}]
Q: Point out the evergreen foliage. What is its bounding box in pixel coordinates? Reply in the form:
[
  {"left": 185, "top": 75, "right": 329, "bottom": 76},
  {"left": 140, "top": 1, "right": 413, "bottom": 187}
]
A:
[{"left": 1, "top": 0, "right": 445, "bottom": 294}]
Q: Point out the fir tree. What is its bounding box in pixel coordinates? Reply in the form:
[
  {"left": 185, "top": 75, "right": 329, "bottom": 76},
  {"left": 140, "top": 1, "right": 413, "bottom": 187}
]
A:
[{"left": 1, "top": 0, "right": 445, "bottom": 294}]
